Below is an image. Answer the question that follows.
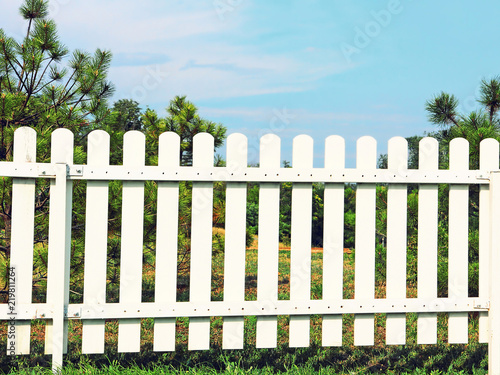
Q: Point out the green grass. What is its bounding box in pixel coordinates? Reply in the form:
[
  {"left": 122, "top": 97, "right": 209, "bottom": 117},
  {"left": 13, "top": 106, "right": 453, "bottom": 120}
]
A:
[
  {"left": 2, "top": 364, "right": 491, "bottom": 375},
  {"left": 0, "top": 246, "right": 490, "bottom": 374},
  {"left": 0, "top": 344, "right": 489, "bottom": 374}
]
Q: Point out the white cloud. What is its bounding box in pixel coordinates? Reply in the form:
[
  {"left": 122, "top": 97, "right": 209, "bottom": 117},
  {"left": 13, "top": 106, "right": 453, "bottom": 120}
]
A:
[
  {"left": 200, "top": 106, "right": 420, "bottom": 125},
  {"left": 2, "top": 1, "right": 355, "bottom": 102},
  {"left": 48, "top": 0, "right": 239, "bottom": 51}
]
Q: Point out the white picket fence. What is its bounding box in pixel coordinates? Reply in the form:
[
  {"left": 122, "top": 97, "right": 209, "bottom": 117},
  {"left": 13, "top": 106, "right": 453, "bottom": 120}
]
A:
[{"left": 1, "top": 127, "right": 500, "bottom": 373}]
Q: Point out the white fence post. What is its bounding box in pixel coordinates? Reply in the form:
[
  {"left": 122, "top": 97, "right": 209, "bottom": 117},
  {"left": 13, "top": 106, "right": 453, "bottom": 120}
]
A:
[
  {"left": 479, "top": 139, "right": 499, "bottom": 343},
  {"left": 489, "top": 171, "right": 500, "bottom": 374},
  {"left": 44, "top": 129, "right": 74, "bottom": 373}
]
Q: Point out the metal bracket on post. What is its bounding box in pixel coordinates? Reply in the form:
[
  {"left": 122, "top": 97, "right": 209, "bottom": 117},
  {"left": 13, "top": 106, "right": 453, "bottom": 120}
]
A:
[
  {"left": 38, "top": 165, "right": 56, "bottom": 177},
  {"left": 68, "top": 165, "right": 83, "bottom": 177},
  {"left": 474, "top": 301, "right": 490, "bottom": 310},
  {"left": 477, "top": 173, "right": 491, "bottom": 181}
]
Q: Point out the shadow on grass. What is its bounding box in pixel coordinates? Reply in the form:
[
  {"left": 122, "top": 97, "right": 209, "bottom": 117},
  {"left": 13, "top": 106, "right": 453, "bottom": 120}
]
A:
[{"left": 0, "top": 337, "right": 488, "bottom": 374}]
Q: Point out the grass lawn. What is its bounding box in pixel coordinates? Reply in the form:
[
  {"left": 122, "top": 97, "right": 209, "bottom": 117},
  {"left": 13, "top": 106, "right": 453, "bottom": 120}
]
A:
[{"left": 0, "top": 237, "right": 489, "bottom": 374}]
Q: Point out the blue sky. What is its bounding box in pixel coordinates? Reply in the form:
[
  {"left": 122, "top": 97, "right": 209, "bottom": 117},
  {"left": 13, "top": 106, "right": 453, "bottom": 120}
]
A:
[{"left": 2, "top": 0, "right": 500, "bottom": 166}]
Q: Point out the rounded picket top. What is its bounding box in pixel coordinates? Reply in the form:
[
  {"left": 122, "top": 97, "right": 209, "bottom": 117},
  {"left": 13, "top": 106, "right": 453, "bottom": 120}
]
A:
[
  {"left": 159, "top": 132, "right": 180, "bottom": 167},
  {"left": 123, "top": 130, "right": 145, "bottom": 166},
  {"left": 356, "top": 136, "right": 377, "bottom": 169},
  {"left": 480, "top": 138, "right": 500, "bottom": 170},
  {"left": 51, "top": 128, "right": 74, "bottom": 163},
  {"left": 87, "top": 130, "right": 110, "bottom": 166},
  {"left": 227, "top": 133, "right": 248, "bottom": 168},
  {"left": 193, "top": 132, "right": 214, "bottom": 167},
  {"left": 193, "top": 132, "right": 214, "bottom": 143},
  {"left": 325, "top": 135, "right": 345, "bottom": 169},
  {"left": 13, "top": 126, "right": 37, "bottom": 162},
  {"left": 292, "top": 134, "right": 313, "bottom": 168},
  {"left": 419, "top": 137, "right": 439, "bottom": 169},
  {"left": 450, "top": 137, "right": 469, "bottom": 148},
  {"left": 123, "top": 129, "right": 146, "bottom": 142},
  {"left": 259, "top": 133, "right": 281, "bottom": 168},
  {"left": 449, "top": 138, "right": 469, "bottom": 170},
  {"left": 388, "top": 136, "right": 408, "bottom": 170}
]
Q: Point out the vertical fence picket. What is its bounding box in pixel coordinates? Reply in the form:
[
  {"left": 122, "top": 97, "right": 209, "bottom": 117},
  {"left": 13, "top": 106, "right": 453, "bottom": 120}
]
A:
[
  {"left": 10, "top": 127, "right": 36, "bottom": 355},
  {"left": 4, "top": 128, "right": 500, "bottom": 371},
  {"left": 82, "top": 130, "right": 110, "bottom": 354},
  {"left": 222, "top": 133, "right": 248, "bottom": 349},
  {"left": 188, "top": 133, "right": 214, "bottom": 350},
  {"left": 386, "top": 137, "right": 408, "bottom": 345},
  {"left": 256, "top": 134, "right": 280, "bottom": 348},
  {"left": 448, "top": 138, "right": 469, "bottom": 344},
  {"left": 117, "top": 131, "right": 145, "bottom": 353},
  {"left": 479, "top": 139, "right": 499, "bottom": 342},
  {"left": 153, "top": 132, "right": 180, "bottom": 352},
  {"left": 289, "top": 135, "right": 313, "bottom": 347},
  {"left": 489, "top": 170, "right": 500, "bottom": 375},
  {"left": 354, "top": 136, "right": 377, "bottom": 346},
  {"left": 44, "top": 129, "right": 74, "bottom": 372},
  {"left": 322, "top": 135, "right": 345, "bottom": 347},
  {"left": 417, "top": 137, "right": 439, "bottom": 344}
]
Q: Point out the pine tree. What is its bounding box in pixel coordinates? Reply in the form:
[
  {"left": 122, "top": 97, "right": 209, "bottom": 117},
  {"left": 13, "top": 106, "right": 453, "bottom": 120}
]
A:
[
  {"left": 0, "top": 0, "right": 114, "bottom": 149},
  {"left": 162, "top": 96, "right": 227, "bottom": 165},
  {"left": 425, "top": 78, "right": 500, "bottom": 169},
  {"left": 0, "top": 0, "right": 114, "bottom": 294}
]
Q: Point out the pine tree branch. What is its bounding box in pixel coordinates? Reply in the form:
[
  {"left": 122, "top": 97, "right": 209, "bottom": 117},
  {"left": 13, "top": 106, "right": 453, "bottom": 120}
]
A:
[
  {"left": 2, "top": 65, "right": 14, "bottom": 92},
  {"left": 32, "top": 57, "right": 54, "bottom": 94},
  {"left": 2, "top": 45, "right": 28, "bottom": 92},
  {"left": 17, "top": 18, "right": 33, "bottom": 89},
  {"left": 32, "top": 76, "right": 57, "bottom": 95}
]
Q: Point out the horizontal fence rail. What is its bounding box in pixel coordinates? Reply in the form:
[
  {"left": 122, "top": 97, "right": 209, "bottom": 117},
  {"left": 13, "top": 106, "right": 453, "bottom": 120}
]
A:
[
  {"left": 0, "top": 162, "right": 492, "bottom": 184},
  {"left": 1, "top": 127, "right": 500, "bottom": 373},
  {"left": 0, "top": 298, "right": 490, "bottom": 320}
]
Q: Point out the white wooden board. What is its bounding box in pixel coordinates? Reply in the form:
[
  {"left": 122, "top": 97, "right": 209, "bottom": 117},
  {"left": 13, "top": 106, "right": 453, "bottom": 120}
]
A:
[
  {"left": 154, "top": 132, "right": 181, "bottom": 352},
  {"left": 188, "top": 133, "right": 214, "bottom": 350},
  {"left": 289, "top": 135, "right": 313, "bottom": 348},
  {"left": 82, "top": 130, "right": 110, "bottom": 354},
  {"left": 322, "top": 135, "right": 345, "bottom": 347},
  {"left": 256, "top": 134, "right": 280, "bottom": 348},
  {"left": 118, "top": 131, "right": 145, "bottom": 353},
  {"left": 417, "top": 137, "right": 439, "bottom": 344},
  {"left": 44, "top": 129, "right": 74, "bottom": 369},
  {"left": 353, "top": 136, "right": 376, "bottom": 346},
  {"left": 10, "top": 127, "right": 37, "bottom": 355},
  {"left": 447, "top": 138, "right": 469, "bottom": 344},
  {"left": 478, "top": 139, "right": 499, "bottom": 342},
  {"left": 222, "top": 133, "right": 248, "bottom": 349},
  {"left": 386, "top": 137, "right": 408, "bottom": 345}
]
